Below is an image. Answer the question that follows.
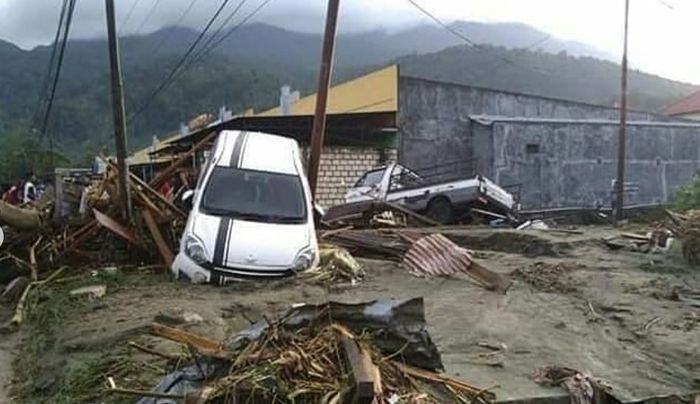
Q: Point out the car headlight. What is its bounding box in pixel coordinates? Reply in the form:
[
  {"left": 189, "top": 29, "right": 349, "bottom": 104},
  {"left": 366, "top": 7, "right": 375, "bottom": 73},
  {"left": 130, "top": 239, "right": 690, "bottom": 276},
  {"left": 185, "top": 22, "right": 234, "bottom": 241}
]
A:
[
  {"left": 184, "top": 235, "right": 209, "bottom": 264},
  {"left": 292, "top": 246, "right": 316, "bottom": 272}
]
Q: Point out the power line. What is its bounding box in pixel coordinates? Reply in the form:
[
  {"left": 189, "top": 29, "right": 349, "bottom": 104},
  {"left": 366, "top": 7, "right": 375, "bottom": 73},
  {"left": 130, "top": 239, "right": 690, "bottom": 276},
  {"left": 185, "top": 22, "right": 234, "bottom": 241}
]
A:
[
  {"left": 39, "top": 0, "right": 78, "bottom": 137},
  {"left": 656, "top": 0, "right": 675, "bottom": 10},
  {"left": 189, "top": 0, "right": 249, "bottom": 63},
  {"left": 149, "top": 0, "right": 202, "bottom": 57},
  {"left": 404, "top": 0, "right": 546, "bottom": 73},
  {"left": 189, "top": 0, "right": 272, "bottom": 67},
  {"left": 119, "top": 0, "right": 142, "bottom": 32},
  {"left": 127, "top": 0, "right": 233, "bottom": 122},
  {"left": 134, "top": 0, "right": 164, "bottom": 36},
  {"left": 522, "top": 34, "right": 551, "bottom": 51},
  {"left": 33, "top": 0, "right": 69, "bottom": 127}
]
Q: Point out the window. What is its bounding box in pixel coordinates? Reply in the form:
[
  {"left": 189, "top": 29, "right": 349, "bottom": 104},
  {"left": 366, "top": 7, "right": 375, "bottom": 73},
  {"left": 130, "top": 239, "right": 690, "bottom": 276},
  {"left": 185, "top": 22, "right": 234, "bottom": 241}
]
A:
[
  {"left": 526, "top": 144, "right": 540, "bottom": 154},
  {"left": 354, "top": 169, "right": 385, "bottom": 187},
  {"left": 201, "top": 167, "right": 306, "bottom": 224}
]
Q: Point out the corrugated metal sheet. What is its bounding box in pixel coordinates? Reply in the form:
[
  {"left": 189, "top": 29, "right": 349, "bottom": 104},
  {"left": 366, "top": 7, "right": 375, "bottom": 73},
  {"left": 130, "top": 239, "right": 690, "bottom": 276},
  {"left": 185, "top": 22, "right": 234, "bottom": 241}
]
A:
[
  {"left": 257, "top": 65, "right": 398, "bottom": 117},
  {"left": 402, "top": 233, "right": 511, "bottom": 293}
]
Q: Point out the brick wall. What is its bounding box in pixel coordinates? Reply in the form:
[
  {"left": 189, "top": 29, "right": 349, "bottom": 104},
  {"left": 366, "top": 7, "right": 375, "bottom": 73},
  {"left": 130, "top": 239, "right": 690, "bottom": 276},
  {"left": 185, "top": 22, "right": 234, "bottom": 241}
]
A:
[{"left": 301, "top": 146, "right": 397, "bottom": 208}]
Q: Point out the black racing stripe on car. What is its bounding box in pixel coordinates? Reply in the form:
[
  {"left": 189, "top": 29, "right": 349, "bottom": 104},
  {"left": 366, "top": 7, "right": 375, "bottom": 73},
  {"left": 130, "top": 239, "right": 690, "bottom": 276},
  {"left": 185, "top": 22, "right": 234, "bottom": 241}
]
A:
[
  {"left": 213, "top": 217, "right": 231, "bottom": 266},
  {"left": 229, "top": 131, "right": 248, "bottom": 167},
  {"left": 224, "top": 220, "right": 234, "bottom": 266}
]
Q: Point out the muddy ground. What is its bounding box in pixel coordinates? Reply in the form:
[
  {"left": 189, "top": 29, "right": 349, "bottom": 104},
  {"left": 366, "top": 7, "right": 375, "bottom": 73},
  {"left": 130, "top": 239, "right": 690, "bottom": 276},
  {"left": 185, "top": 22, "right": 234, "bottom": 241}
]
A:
[{"left": 2, "top": 226, "right": 699, "bottom": 403}]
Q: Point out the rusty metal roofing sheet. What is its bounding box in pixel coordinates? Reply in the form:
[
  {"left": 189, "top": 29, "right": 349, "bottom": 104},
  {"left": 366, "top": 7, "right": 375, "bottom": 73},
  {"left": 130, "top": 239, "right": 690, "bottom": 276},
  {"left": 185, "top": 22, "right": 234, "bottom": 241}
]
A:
[{"left": 402, "top": 233, "right": 511, "bottom": 293}]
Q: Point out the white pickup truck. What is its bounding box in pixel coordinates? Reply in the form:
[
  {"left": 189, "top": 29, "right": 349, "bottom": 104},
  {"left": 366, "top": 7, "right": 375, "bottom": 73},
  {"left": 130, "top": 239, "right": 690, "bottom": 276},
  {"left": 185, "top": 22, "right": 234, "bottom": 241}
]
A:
[{"left": 343, "top": 163, "right": 517, "bottom": 223}]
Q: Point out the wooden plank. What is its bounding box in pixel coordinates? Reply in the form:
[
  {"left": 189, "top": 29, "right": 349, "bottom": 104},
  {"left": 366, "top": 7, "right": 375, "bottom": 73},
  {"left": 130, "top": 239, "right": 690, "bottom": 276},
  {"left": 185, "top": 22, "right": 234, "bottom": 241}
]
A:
[
  {"left": 150, "top": 323, "right": 235, "bottom": 360},
  {"left": 396, "top": 363, "right": 496, "bottom": 401},
  {"left": 93, "top": 208, "right": 143, "bottom": 246},
  {"left": 141, "top": 209, "right": 174, "bottom": 266},
  {"left": 149, "top": 131, "right": 217, "bottom": 189},
  {"left": 104, "top": 158, "right": 186, "bottom": 218},
  {"left": 339, "top": 330, "right": 381, "bottom": 404}
]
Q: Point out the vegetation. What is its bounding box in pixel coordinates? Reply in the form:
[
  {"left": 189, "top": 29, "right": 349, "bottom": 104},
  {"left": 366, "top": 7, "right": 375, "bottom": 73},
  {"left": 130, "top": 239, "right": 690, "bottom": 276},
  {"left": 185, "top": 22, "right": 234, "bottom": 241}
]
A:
[
  {"left": 673, "top": 175, "right": 700, "bottom": 211},
  {"left": 0, "top": 23, "right": 696, "bottom": 179}
]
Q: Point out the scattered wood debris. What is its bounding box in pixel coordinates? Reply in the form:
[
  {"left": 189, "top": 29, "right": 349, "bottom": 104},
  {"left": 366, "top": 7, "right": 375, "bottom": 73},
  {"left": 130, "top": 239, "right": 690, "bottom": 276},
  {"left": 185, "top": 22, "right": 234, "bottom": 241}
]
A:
[{"left": 138, "top": 298, "right": 496, "bottom": 404}]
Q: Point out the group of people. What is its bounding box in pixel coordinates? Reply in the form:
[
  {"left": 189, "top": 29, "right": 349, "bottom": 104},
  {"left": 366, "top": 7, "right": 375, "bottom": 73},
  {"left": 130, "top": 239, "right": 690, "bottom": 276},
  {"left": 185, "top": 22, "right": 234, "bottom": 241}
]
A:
[{"left": 1, "top": 174, "right": 40, "bottom": 205}]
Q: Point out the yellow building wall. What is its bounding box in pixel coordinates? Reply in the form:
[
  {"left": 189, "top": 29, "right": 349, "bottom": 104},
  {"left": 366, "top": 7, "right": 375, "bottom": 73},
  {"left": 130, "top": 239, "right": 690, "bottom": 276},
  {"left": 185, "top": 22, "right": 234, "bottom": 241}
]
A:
[{"left": 257, "top": 65, "right": 398, "bottom": 117}]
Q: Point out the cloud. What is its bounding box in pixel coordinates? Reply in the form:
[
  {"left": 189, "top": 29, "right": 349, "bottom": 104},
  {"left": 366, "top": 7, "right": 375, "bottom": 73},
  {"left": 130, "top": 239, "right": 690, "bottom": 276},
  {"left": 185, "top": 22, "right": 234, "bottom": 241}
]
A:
[{"left": 0, "top": 0, "right": 699, "bottom": 83}]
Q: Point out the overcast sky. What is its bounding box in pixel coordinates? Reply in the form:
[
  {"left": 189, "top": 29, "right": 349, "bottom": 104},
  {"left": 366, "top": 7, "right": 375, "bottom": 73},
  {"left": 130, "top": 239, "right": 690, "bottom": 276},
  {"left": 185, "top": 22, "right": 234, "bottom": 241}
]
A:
[{"left": 1, "top": 0, "right": 698, "bottom": 84}]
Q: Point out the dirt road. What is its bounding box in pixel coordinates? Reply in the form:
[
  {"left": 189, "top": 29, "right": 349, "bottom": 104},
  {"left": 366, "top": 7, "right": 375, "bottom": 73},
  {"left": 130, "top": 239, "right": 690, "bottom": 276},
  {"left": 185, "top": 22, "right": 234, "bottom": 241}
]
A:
[{"left": 7, "top": 226, "right": 700, "bottom": 403}]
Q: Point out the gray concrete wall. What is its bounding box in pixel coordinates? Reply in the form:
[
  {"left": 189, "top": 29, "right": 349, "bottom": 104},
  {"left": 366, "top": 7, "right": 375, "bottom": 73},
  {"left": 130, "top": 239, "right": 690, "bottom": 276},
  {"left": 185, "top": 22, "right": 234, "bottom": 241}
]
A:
[
  {"left": 477, "top": 121, "right": 700, "bottom": 209},
  {"left": 398, "top": 76, "right": 666, "bottom": 171}
]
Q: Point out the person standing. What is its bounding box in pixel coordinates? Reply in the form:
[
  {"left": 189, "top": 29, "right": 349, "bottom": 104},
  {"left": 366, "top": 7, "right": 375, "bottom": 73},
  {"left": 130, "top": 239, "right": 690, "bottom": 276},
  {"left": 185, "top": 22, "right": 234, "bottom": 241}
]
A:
[{"left": 23, "top": 174, "right": 37, "bottom": 204}]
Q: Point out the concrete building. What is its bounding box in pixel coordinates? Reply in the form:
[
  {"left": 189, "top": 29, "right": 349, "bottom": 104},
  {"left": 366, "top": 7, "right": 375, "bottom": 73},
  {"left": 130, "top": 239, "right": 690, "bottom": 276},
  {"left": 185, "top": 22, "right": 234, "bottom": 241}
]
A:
[
  {"left": 397, "top": 76, "right": 700, "bottom": 209},
  {"left": 134, "top": 65, "right": 700, "bottom": 210},
  {"left": 472, "top": 117, "right": 700, "bottom": 209},
  {"left": 662, "top": 89, "right": 700, "bottom": 120}
]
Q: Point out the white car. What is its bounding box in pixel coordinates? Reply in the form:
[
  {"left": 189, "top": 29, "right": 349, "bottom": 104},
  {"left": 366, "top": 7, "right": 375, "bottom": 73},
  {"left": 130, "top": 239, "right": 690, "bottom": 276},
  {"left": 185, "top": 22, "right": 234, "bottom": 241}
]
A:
[{"left": 172, "top": 130, "right": 319, "bottom": 284}]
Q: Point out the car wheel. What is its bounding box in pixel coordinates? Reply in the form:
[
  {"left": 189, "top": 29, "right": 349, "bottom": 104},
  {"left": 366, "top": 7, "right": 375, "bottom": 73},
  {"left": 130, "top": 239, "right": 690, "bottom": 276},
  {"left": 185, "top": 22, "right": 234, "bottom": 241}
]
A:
[{"left": 426, "top": 197, "right": 453, "bottom": 224}]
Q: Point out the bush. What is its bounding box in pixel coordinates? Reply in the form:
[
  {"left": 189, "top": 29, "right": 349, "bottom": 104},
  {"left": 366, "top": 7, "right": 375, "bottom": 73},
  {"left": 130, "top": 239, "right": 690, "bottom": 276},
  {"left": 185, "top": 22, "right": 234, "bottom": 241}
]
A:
[{"left": 673, "top": 174, "right": 700, "bottom": 211}]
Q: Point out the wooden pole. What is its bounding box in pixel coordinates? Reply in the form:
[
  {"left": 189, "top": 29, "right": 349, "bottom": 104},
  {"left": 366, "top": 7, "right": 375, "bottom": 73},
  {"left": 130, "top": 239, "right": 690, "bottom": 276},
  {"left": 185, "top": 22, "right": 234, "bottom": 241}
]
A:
[
  {"left": 615, "top": 0, "right": 630, "bottom": 225},
  {"left": 307, "top": 0, "right": 340, "bottom": 199},
  {"left": 105, "top": 0, "right": 132, "bottom": 221}
]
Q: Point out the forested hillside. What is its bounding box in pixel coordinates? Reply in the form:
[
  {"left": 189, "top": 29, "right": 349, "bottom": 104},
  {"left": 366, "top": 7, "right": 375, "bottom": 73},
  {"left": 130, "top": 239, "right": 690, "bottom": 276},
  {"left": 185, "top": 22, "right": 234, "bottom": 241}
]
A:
[{"left": 0, "top": 22, "right": 696, "bottom": 181}]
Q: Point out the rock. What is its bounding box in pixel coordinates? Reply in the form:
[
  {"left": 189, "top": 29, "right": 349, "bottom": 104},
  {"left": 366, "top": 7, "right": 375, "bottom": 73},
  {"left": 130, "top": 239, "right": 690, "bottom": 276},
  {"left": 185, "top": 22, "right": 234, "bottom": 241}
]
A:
[
  {"left": 100, "top": 266, "right": 119, "bottom": 277},
  {"left": 154, "top": 308, "right": 204, "bottom": 325},
  {"left": 1, "top": 276, "right": 29, "bottom": 304},
  {"left": 69, "top": 285, "right": 107, "bottom": 299}
]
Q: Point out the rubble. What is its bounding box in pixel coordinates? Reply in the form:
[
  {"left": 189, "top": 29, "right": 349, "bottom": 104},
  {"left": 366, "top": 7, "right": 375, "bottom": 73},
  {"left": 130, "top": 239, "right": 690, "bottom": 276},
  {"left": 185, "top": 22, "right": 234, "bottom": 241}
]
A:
[
  {"left": 323, "top": 229, "right": 510, "bottom": 292},
  {"left": 137, "top": 298, "right": 495, "bottom": 404},
  {"left": 303, "top": 244, "right": 365, "bottom": 284}
]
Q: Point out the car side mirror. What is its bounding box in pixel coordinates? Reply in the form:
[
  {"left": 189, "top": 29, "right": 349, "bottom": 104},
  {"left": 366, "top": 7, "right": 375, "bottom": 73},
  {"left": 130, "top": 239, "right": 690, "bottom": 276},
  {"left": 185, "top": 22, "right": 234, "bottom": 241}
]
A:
[{"left": 182, "top": 189, "right": 195, "bottom": 211}]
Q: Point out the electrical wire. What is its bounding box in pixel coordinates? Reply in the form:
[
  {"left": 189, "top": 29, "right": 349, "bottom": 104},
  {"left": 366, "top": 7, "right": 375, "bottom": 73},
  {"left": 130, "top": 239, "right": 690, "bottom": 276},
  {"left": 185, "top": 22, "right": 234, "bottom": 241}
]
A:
[
  {"left": 119, "top": 0, "right": 142, "bottom": 33},
  {"left": 39, "top": 0, "right": 78, "bottom": 137},
  {"left": 404, "top": 0, "right": 547, "bottom": 74},
  {"left": 188, "top": 0, "right": 249, "bottom": 64},
  {"left": 149, "top": 0, "right": 202, "bottom": 57},
  {"left": 127, "top": 0, "right": 246, "bottom": 123},
  {"left": 33, "top": 0, "right": 69, "bottom": 128},
  {"left": 133, "top": 0, "right": 164, "bottom": 36},
  {"left": 188, "top": 0, "right": 272, "bottom": 67}
]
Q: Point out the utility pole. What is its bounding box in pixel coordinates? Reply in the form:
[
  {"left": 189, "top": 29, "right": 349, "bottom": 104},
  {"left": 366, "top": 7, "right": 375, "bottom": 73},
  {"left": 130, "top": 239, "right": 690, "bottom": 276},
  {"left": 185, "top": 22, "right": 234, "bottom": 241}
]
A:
[
  {"left": 615, "top": 0, "right": 630, "bottom": 225},
  {"left": 105, "top": 0, "right": 132, "bottom": 221},
  {"left": 308, "top": 0, "right": 340, "bottom": 199}
]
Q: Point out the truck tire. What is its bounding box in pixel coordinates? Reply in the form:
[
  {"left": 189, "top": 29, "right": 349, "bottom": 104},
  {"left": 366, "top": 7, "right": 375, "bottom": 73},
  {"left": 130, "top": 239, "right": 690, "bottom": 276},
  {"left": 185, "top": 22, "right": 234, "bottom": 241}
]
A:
[{"left": 426, "top": 197, "right": 453, "bottom": 224}]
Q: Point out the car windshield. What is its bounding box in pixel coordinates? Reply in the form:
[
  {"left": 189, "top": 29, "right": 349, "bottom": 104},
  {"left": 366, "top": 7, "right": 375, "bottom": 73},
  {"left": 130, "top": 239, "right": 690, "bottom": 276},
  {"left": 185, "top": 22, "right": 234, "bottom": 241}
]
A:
[
  {"left": 355, "top": 169, "right": 385, "bottom": 187},
  {"left": 201, "top": 167, "right": 307, "bottom": 224}
]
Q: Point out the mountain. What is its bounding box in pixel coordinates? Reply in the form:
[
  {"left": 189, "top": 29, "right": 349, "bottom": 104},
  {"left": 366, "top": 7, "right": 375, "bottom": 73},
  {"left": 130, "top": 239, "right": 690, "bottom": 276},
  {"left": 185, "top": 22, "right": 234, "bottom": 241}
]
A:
[
  {"left": 395, "top": 44, "right": 695, "bottom": 111},
  {"left": 0, "top": 21, "right": 696, "bottom": 176}
]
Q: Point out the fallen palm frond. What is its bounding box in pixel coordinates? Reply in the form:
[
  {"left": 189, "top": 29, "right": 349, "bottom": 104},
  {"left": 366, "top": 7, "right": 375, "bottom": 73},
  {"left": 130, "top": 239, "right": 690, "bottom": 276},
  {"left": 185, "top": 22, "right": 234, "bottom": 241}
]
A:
[{"left": 303, "top": 244, "right": 365, "bottom": 284}]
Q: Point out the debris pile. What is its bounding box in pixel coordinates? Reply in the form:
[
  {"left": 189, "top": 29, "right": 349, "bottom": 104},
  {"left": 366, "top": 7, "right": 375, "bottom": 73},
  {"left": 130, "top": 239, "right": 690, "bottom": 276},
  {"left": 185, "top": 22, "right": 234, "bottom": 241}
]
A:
[
  {"left": 534, "top": 366, "right": 611, "bottom": 404},
  {"left": 665, "top": 209, "right": 700, "bottom": 265},
  {"left": 303, "top": 245, "right": 365, "bottom": 284},
  {"left": 134, "top": 298, "right": 495, "bottom": 404},
  {"left": 0, "top": 134, "right": 218, "bottom": 329},
  {"left": 322, "top": 229, "right": 511, "bottom": 293},
  {"left": 603, "top": 230, "right": 673, "bottom": 254}
]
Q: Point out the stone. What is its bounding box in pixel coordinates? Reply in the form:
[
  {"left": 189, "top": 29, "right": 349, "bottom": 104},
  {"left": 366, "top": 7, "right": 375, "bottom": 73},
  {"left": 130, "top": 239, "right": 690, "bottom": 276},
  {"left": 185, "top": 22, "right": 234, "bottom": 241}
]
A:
[
  {"left": 69, "top": 285, "right": 107, "bottom": 299},
  {"left": 154, "top": 307, "right": 204, "bottom": 325}
]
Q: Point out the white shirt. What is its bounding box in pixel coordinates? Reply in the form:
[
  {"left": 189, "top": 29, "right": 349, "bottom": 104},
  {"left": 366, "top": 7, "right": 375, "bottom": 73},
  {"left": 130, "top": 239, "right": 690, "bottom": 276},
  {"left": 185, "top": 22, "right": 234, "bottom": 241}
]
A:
[{"left": 23, "top": 181, "right": 36, "bottom": 203}]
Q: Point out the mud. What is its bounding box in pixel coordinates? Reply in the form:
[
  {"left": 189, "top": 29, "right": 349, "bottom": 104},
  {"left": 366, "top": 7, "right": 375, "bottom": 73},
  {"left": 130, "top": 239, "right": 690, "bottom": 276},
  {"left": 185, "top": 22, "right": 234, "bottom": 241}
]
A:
[{"left": 7, "top": 226, "right": 700, "bottom": 403}]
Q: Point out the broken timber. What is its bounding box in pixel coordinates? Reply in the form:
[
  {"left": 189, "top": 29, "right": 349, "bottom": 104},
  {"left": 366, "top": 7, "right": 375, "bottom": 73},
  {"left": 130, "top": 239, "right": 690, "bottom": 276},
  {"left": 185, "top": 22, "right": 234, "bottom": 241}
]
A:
[
  {"left": 141, "top": 209, "right": 174, "bottom": 266},
  {"left": 337, "top": 326, "right": 382, "bottom": 403},
  {"left": 150, "top": 323, "right": 235, "bottom": 360}
]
